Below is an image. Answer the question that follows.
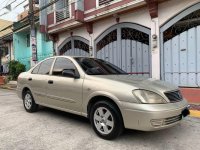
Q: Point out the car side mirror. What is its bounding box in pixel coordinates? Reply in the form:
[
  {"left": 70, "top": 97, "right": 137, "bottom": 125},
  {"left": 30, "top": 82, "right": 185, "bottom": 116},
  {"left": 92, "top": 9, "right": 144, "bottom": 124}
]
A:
[{"left": 62, "top": 69, "right": 79, "bottom": 79}]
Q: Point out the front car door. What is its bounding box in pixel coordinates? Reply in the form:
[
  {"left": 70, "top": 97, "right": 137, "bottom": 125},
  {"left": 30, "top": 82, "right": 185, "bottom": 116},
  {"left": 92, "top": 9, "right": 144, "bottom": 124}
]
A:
[
  {"left": 29, "top": 58, "right": 55, "bottom": 104},
  {"left": 45, "top": 57, "right": 84, "bottom": 114}
]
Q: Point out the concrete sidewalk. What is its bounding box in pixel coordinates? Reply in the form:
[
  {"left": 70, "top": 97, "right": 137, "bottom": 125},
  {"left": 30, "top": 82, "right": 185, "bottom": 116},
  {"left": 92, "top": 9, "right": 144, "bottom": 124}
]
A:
[{"left": 0, "top": 80, "right": 17, "bottom": 90}]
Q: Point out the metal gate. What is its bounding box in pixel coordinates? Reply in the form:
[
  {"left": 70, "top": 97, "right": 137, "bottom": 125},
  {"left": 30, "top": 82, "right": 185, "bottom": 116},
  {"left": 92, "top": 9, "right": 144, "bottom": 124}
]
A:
[
  {"left": 58, "top": 36, "right": 89, "bottom": 56},
  {"left": 95, "top": 23, "right": 151, "bottom": 77},
  {"left": 161, "top": 3, "right": 200, "bottom": 87}
]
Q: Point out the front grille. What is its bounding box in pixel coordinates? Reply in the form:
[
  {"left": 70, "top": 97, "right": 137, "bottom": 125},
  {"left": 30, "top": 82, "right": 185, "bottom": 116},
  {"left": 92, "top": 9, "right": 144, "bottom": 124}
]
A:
[
  {"left": 165, "top": 90, "right": 183, "bottom": 103},
  {"left": 164, "top": 114, "right": 182, "bottom": 125}
]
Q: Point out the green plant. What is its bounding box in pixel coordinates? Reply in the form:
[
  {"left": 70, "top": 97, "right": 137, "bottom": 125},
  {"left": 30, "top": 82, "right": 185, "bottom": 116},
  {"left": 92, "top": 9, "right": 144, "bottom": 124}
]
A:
[{"left": 9, "top": 60, "right": 26, "bottom": 80}]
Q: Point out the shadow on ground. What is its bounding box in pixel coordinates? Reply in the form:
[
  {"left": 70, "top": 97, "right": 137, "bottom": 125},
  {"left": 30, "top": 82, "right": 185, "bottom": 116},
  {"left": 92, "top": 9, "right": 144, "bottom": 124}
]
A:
[{"left": 38, "top": 106, "right": 190, "bottom": 140}]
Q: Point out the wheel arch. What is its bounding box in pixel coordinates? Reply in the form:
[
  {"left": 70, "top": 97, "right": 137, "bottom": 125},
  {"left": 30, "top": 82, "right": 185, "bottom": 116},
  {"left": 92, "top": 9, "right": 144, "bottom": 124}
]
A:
[
  {"left": 87, "top": 95, "right": 124, "bottom": 126},
  {"left": 22, "top": 87, "right": 31, "bottom": 99}
]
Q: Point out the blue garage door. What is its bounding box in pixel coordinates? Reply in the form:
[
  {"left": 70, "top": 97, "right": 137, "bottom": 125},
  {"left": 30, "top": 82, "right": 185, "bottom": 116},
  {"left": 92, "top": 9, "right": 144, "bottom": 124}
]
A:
[
  {"left": 164, "top": 26, "right": 200, "bottom": 87},
  {"left": 161, "top": 4, "right": 200, "bottom": 87},
  {"left": 95, "top": 23, "right": 151, "bottom": 77}
]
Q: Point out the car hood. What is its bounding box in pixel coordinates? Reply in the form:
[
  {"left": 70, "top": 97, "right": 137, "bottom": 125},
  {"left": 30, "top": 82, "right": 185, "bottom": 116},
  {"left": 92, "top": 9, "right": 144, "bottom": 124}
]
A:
[{"left": 93, "top": 75, "right": 178, "bottom": 93}]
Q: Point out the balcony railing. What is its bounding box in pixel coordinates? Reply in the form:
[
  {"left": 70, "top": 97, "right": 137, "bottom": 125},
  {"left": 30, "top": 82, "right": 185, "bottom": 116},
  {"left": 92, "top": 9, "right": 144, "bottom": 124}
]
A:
[{"left": 56, "top": 7, "right": 70, "bottom": 22}]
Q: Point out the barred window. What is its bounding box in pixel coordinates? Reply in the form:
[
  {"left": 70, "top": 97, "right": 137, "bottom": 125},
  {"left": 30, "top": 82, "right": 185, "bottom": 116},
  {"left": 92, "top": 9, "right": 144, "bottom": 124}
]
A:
[
  {"left": 163, "top": 9, "right": 200, "bottom": 42},
  {"left": 121, "top": 28, "right": 149, "bottom": 45},
  {"left": 96, "top": 29, "right": 117, "bottom": 51},
  {"left": 99, "top": 0, "right": 114, "bottom": 6},
  {"left": 47, "top": 0, "right": 54, "bottom": 13}
]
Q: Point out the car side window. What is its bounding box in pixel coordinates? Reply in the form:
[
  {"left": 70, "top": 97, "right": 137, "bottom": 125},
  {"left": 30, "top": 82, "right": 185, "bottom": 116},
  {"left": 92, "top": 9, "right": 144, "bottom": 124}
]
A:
[
  {"left": 38, "top": 58, "right": 54, "bottom": 75},
  {"left": 52, "top": 58, "right": 78, "bottom": 76},
  {"left": 32, "top": 64, "right": 41, "bottom": 74}
]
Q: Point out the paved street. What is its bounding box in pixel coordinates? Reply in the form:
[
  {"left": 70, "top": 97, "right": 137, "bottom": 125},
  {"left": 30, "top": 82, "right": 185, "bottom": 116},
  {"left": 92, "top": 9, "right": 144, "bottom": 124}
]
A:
[{"left": 0, "top": 89, "right": 200, "bottom": 150}]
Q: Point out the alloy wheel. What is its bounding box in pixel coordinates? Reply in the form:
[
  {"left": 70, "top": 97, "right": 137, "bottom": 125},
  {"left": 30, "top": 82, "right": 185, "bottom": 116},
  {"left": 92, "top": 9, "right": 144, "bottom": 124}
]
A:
[
  {"left": 93, "top": 107, "right": 114, "bottom": 135},
  {"left": 24, "top": 93, "right": 32, "bottom": 110}
]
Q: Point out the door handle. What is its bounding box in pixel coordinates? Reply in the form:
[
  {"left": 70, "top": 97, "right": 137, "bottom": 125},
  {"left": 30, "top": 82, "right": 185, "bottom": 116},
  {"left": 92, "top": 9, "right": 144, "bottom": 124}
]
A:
[
  {"left": 48, "top": 80, "right": 53, "bottom": 84},
  {"left": 28, "top": 78, "right": 32, "bottom": 81}
]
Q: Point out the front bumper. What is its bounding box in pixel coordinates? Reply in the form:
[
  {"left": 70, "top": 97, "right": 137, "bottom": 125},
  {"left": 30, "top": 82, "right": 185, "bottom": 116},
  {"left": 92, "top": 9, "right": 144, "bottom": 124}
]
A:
[{"left": 120, "top": 99, "right": 189, "bottom": 131}]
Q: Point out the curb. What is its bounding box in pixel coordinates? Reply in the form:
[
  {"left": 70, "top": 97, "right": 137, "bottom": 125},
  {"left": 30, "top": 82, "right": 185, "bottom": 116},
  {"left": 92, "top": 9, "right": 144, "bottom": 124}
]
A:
[
  {"left": 0, "top": 85, "right": 16, "bottom": 91},
  {"left": 189, "top": 110, "right": 200, "bottom": 118}
]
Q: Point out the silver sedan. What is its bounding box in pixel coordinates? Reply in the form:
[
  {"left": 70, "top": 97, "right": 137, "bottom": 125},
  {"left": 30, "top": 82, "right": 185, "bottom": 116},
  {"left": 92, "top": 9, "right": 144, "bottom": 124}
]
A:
[{"left": 17, "top": 56, "right": 190, "bottom": 140}]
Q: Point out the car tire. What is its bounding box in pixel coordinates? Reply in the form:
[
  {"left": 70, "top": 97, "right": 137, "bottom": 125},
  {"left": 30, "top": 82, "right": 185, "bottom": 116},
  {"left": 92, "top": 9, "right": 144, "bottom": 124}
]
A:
[
  {"left": 90, "top": 101, "right": 124, "bottom": 140},
  {"left": 23, "top": 90, "right": 38, "bottom": 113}
]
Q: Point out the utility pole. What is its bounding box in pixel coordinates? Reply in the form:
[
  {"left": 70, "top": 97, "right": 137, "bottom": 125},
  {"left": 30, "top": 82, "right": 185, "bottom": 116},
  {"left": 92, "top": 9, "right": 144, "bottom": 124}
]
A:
[{"left": 29, "top": 0, "right": 37, "bottom": 65}]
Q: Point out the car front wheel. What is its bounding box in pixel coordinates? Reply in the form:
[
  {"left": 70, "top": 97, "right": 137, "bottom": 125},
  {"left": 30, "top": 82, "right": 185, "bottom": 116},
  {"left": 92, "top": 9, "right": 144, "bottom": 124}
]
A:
[
  {"left": 90, "top": 101, "right": 124, "bottom": 140},
  {"left": 23, "top": 90, "right": 38, "bottom": 112}
]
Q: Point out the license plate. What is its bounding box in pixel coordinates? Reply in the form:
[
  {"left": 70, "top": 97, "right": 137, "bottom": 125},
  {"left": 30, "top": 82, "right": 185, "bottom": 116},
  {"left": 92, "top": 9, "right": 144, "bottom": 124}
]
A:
[{"left": 182, "top": 108, "right": 190, "bottom": 117}]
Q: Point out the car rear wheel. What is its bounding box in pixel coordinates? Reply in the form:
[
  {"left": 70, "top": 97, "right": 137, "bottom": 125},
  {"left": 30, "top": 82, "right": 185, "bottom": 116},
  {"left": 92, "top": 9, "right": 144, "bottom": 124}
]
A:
[
  {"left": 23, "top": 90, "right": 38, "bottom": 112},
  {"left": 90, "top": 101, "right": 124, "bottom": 140}
]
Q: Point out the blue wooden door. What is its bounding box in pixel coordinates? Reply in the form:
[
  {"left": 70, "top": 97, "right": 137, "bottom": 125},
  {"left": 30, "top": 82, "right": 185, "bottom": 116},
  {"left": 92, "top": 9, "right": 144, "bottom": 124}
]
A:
[
  {"left": 95, "top": 23, "right": 151, "bottom": 77},
  {"left": 163, "top": 26, "right": 200, "bottom": 87}
]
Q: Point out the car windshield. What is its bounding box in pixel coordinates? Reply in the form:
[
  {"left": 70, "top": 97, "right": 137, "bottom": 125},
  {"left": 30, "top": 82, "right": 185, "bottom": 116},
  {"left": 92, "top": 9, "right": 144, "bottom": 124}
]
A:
[{"left": 75, "top": 57, "right": 128, "bottom": 75}]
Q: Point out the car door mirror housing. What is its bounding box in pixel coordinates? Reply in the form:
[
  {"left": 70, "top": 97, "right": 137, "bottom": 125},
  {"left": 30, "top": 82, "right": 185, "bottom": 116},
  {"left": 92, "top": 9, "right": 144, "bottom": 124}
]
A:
[{"left": 62, "top": 69, "right": 79, "bottom": 79}]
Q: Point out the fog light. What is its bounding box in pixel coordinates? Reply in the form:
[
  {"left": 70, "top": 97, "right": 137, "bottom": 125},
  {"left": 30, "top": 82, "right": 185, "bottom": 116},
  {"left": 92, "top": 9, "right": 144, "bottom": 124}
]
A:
[{"left": 151, "top": 119, "right": 164, "bottom": 127}]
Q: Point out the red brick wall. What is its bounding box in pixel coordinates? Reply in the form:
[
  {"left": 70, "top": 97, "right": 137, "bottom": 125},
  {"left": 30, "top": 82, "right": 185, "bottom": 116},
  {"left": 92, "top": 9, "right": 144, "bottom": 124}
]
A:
[
  {"left": 180, "top": 88, "right": 200, "bottom": 104},
  {"left": 40, "top": 25, "right": 46, "bottom": 33},
  {"left": 0, "top": 76, "right": 5, "bottom": 85},
  {"left": 84, "top": 0, "right": 96, "bottom": 11},
  {"left": 47, "top": 12, "right": 54, "bottom": 25}
]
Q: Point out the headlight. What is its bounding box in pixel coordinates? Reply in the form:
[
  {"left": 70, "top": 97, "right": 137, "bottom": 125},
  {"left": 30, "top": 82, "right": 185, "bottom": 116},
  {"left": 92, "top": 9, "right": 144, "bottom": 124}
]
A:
[{"left": 132, "top": 90, "right": 166, "bottom": 104}]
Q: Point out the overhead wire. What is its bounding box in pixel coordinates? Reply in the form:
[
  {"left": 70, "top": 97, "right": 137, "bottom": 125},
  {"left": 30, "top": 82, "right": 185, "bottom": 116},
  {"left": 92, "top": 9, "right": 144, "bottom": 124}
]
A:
[
  {"left": 13, "top": 0, "right": 26, "bottom": 10},
  {"left": 0, "top": 0, "right": 10, "bottom": 16},
  {"left": 0, "top": 0, "right": 16, "bottom": 12}
]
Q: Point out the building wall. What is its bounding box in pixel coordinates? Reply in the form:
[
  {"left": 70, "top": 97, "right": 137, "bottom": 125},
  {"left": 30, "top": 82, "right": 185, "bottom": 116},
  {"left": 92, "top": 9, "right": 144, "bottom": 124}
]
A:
[
  {"left": 14, "top": 31, "right": 31, "bottom": 70},
  {"left": 159, "top": 0, "right": 200, "bottom": 26},
  {"left": 36, "top": 29, "right": 54, "bottom": 61},
  {"left": 84, "top": 0, "right": 96, "bottom": 11},
  {"left": 93, "top": 7, "right": 151, "bottom": 40},
  {"left": 58, "top": 26, "right": 90, "bottom": 46},
  {"left": 14, "top": 27, "right": 53, "bottom": 70},
  {"left": 56, "top": 0, "right": 200, "bottom": 80},
  {"left": 56, "top": 0, "right": 200, "bottom": 42},
  {"left": 58, "top": 6, "right": 151, "bottom": 46}
]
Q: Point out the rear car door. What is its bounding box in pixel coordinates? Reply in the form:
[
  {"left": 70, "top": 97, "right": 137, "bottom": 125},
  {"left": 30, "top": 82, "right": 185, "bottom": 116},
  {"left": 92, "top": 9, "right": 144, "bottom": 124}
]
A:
[
  {"left": 45, "top": 57, "right": 84, "bottom": 114},
  {"left": 29, "top": 58, "right": 54, "bottom": 104}
]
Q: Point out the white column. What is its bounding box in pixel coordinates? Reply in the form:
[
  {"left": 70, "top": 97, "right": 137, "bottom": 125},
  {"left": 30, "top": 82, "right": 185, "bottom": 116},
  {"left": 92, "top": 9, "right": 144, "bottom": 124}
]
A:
[
  {"left": 151, "top": 18, "right": 160, "bottom": 79},
  {"left": 55, "top": 41, "right": 59, "bottom": 56}
]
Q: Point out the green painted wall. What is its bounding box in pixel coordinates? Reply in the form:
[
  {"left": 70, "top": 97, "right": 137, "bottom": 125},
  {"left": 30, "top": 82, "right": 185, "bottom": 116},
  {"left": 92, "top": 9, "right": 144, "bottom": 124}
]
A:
[
  {"left": 14, "top": 26, "right": 53, "bottom": 70},
  {"left": 14, "top": 31, "right": 31, "bottom": 70},
  {"left": 36, "top": 29, "right": 54, "bottom": 62}
]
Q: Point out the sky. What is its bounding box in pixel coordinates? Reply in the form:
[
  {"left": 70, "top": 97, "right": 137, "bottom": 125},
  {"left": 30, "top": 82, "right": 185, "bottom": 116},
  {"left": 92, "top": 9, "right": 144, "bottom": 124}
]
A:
[{"left": 0, "top": 0, "right": 28, "bottom": 22}]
